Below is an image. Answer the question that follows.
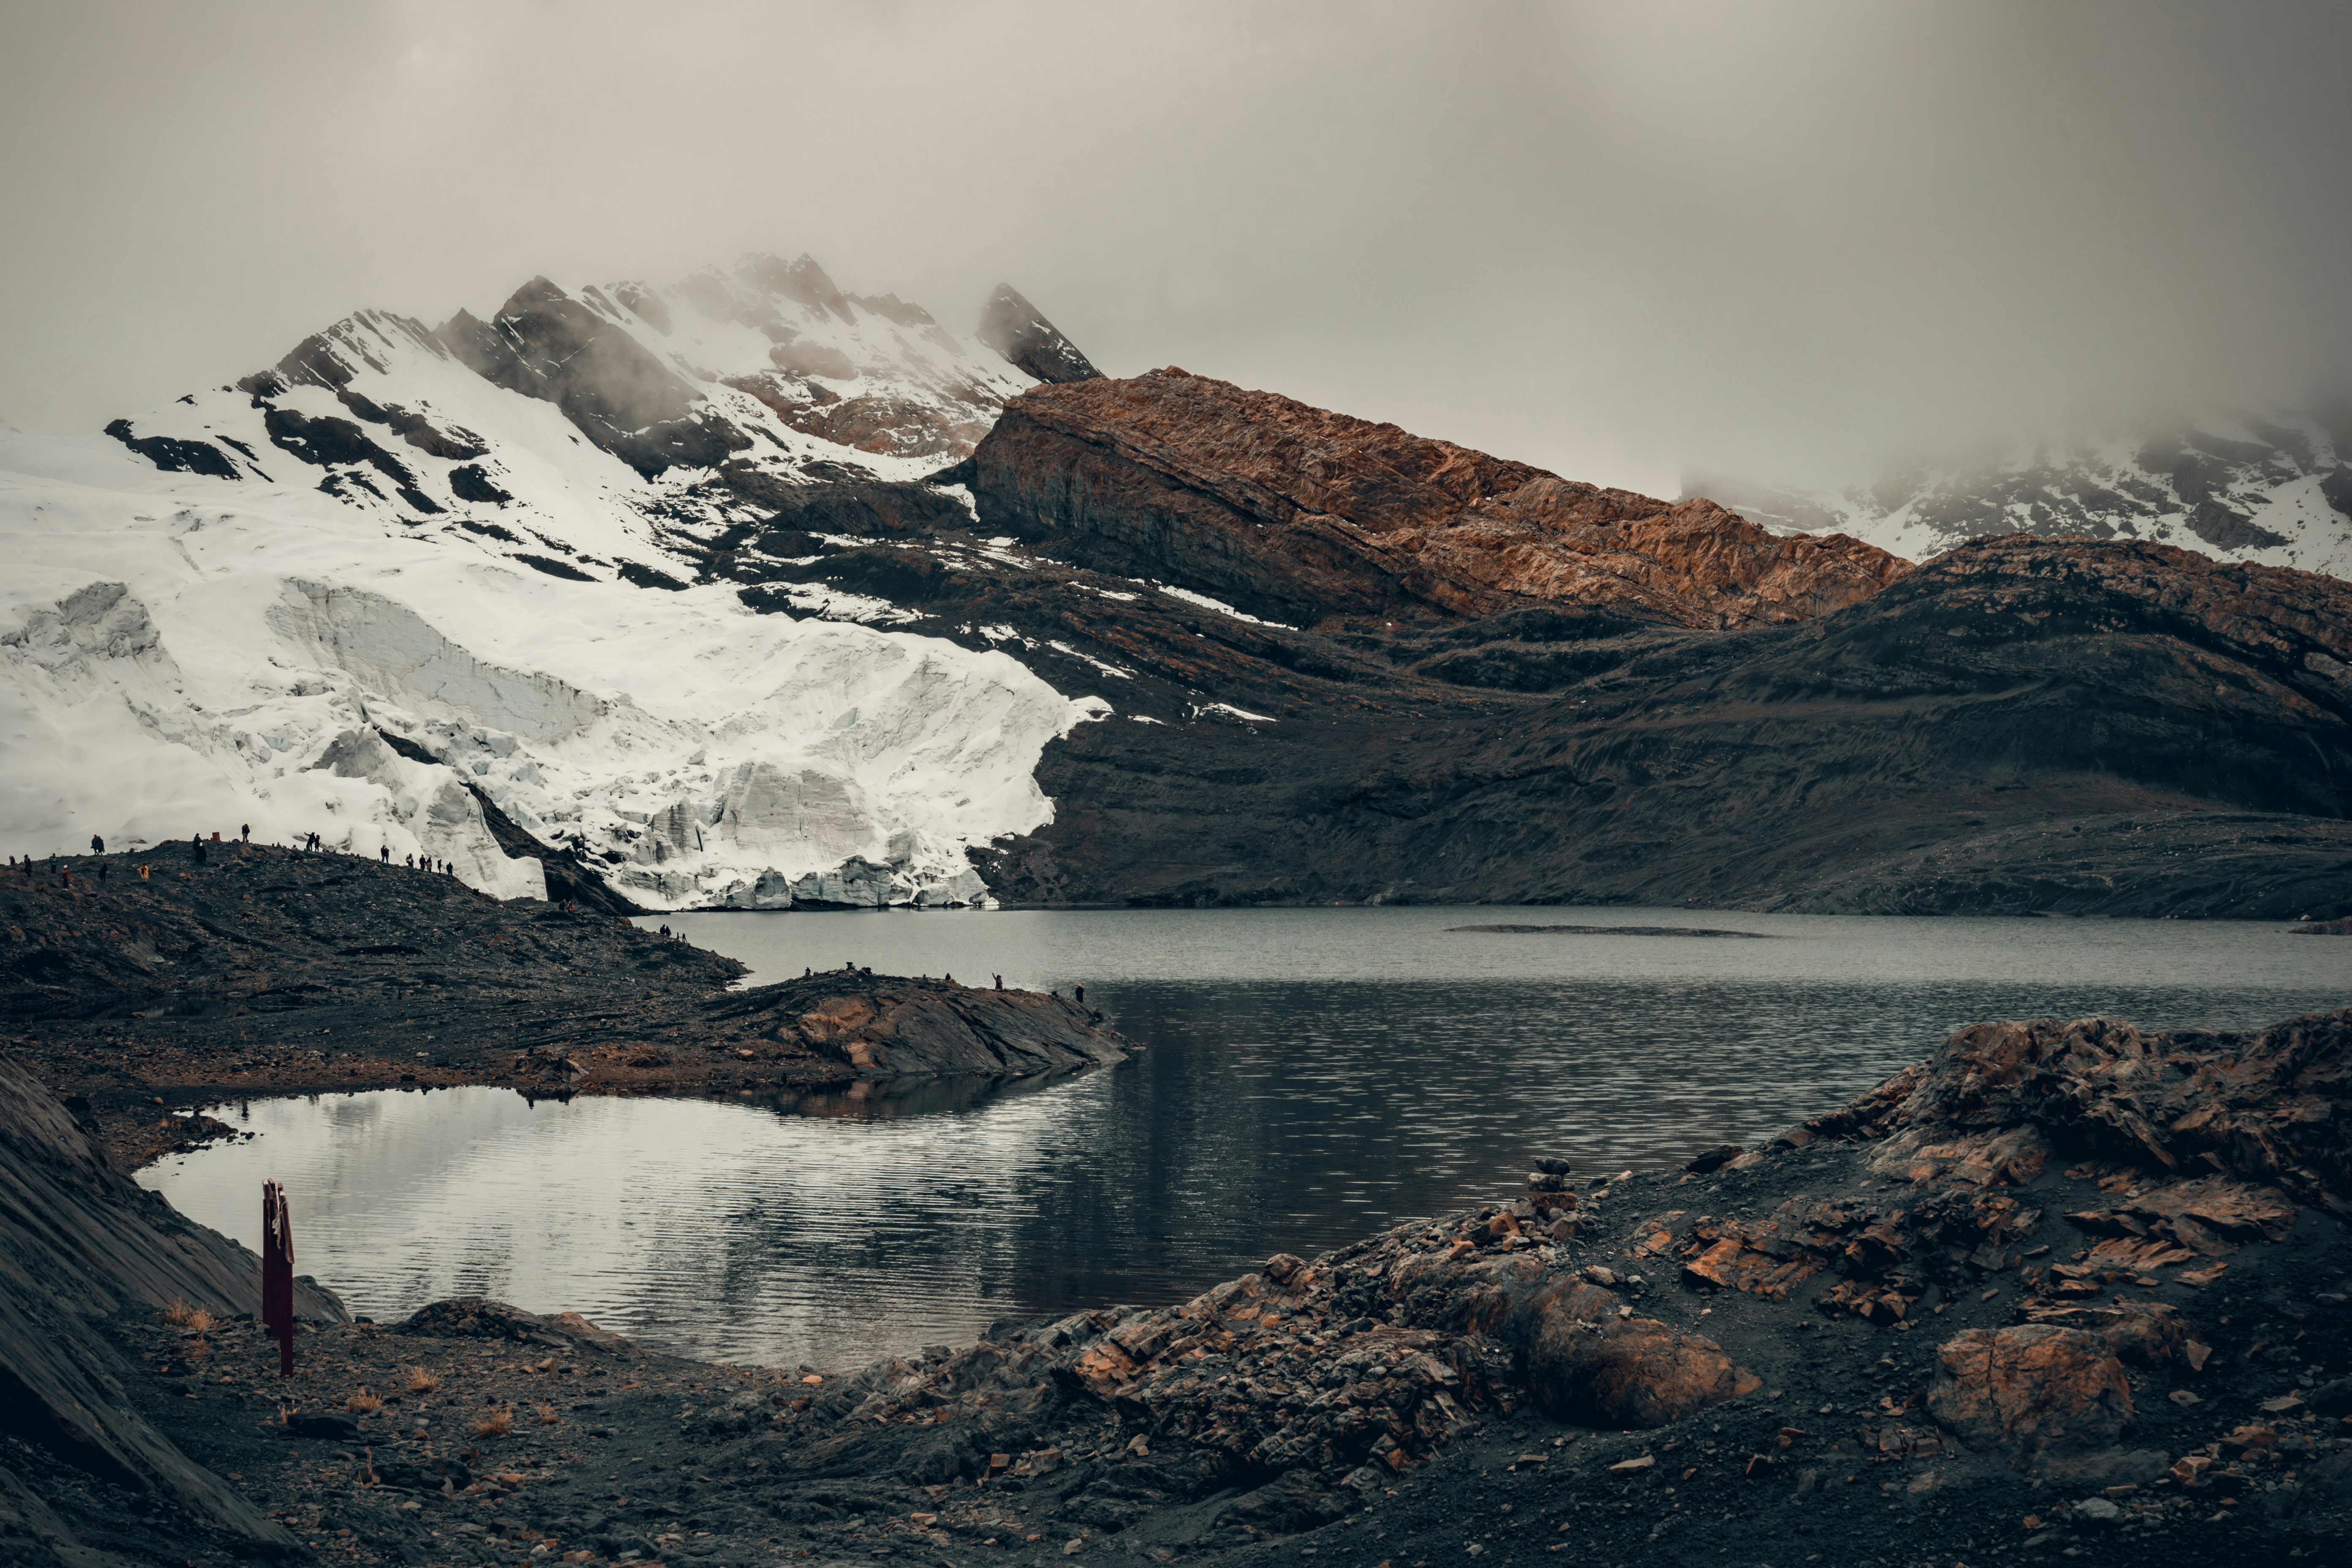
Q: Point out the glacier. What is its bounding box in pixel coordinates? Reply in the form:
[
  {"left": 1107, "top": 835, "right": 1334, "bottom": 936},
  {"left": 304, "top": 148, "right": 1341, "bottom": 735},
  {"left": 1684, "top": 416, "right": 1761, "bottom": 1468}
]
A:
[{"left": 0, "top": 253, "right": 1112, "bottom": 909}]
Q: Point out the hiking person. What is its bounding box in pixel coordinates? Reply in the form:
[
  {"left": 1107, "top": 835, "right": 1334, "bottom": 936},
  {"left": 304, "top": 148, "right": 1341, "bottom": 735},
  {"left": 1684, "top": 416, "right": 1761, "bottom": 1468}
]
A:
[
  {"left": 1075, "top": 984, "right": 1084, "bottom": 1005},
  {"left": 139, "top": 863, "right": 150, "bottom": 880},
  {"left": 993, "top": 973, "right": 1003, "bottom": 990},
  {"left": 192, "top": 834, "right": 207, "bottom": 865},
  {"left": 59, "top": 864, "right": 70, "bottom": 888},
  {"left": 89, "top": 834, "right": 104, "bottom": 854},
  {"left": 240, "top": 823, "right": 250, "bottom": 842},
  {"left": 379, "top": 844, "right": 390, "bottom": 862}
]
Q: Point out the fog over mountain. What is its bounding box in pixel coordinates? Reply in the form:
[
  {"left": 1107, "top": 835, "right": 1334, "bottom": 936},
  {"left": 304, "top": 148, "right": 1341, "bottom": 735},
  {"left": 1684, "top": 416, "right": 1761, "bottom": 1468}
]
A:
[{"left": 4, "top": 1, "right": 2348, "bottom": 495}]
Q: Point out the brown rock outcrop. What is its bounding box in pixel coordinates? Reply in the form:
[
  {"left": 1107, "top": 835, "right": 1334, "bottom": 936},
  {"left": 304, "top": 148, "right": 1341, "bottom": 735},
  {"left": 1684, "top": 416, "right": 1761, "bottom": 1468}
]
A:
[
  {"left": 1926, "top": 1324, "right": 2135, "bottom": 1459},
  {"left": 704, "top": 971, "right": 1128, "bottom": 1079},
  {"left": 1520, "top": 1281, "right": 1762, "bottom": 1427},
  {"left": 2012, "top": 1300, "right": 2190, "bottom": 1369},
  {"left": 1862, "top": 1009, "right": 2352, "bottom": 1209},
  {"left": 967, "top": 368, "right": 1910, "bottom": 628}
]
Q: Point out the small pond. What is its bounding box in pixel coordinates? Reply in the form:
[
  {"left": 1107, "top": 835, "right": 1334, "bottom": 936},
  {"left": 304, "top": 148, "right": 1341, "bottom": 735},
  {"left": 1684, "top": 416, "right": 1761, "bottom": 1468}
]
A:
[{"left": 142, "top": 906, "right": 2349, "bottom": 1367}]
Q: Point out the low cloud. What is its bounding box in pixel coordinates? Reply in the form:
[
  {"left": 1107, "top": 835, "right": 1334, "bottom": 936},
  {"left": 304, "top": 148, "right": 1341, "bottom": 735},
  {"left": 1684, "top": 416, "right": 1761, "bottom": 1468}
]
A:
[{"left": 3, "top": 1, "right": 2346, "bottom": 493}]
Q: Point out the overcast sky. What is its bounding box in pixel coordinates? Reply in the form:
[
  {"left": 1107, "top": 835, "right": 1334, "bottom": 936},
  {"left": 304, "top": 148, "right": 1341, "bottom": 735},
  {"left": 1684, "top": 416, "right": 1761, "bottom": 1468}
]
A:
[{"left": 3, "top": 1, "right": 2347, "bottom": 493}]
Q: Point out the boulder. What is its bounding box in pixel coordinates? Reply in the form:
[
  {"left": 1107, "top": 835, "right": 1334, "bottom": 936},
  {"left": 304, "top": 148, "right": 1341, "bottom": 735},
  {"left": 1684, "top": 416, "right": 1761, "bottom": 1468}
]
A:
[
  {"left": 1521, "top": 1281, "right": 1762, "bottom": 1427},
  {"left": 1926, "top": 1325, "right": 2133, "bottom": 1461}
]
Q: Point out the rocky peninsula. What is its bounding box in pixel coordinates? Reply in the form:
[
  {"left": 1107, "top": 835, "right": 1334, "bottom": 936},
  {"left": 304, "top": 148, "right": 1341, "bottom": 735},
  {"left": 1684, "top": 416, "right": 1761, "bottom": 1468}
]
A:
[{"left": 2, "top": 844, "right": 1125, "bottom": 1167}]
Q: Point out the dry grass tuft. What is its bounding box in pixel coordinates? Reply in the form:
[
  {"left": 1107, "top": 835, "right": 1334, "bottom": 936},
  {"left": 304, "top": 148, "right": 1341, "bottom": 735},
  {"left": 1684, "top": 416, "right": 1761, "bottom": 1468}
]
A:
[
  {"left": 401, "top": 1365, "right": 439, "bottom": 1395},
  {"left": 473, "top": 1405, "right": 513, "bottom": 1438},
  {"left": 160, "top": 1299, "right": 216, "bottom": 1333},
  {"left": 347, "top": 1387, "right": 382, "bottom": 1414},
  {"left": 534, "top": 1401, "right": 560, "bottom": 1427}
]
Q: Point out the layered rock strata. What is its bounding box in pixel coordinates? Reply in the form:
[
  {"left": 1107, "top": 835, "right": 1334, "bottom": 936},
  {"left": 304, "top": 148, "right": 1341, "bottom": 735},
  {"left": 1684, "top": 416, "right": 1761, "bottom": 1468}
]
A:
[{"left": 961, "top": 368, "right": 1911, "bottom": 628}]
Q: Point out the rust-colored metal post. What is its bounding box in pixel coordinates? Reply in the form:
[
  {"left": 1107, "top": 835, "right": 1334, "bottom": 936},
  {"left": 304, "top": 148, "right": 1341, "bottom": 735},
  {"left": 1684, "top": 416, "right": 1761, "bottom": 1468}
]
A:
[{"left": 261, "top": 1180, "right": 295, "bottom": 1378}]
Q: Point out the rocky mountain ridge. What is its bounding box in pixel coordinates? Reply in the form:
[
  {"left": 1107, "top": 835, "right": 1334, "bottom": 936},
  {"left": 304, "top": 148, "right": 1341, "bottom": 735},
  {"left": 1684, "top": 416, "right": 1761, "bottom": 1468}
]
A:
[
  {"left": 12, "top": 255, "right": 2352, "bottom": 917},
  {"left": 1691, "top": 402, "right": 2352, "bottom": 581},
  {"left": 957, "top": 368, "right": 1911, "bottom": 629}
]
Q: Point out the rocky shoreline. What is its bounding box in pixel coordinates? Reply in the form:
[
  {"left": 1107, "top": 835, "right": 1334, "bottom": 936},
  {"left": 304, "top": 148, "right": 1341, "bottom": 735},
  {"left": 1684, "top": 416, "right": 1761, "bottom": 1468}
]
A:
[
  {"left": 2, "top": 845, "right": 1126, "bottom": 1168},
  {"left": 3, "top": 967, "right": 2347, "bottom": 1565}
]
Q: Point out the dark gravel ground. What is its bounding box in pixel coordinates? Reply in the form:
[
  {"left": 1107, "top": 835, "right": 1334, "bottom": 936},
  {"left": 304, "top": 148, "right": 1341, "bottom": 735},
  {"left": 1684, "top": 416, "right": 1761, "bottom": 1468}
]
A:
[{"left": 62, "top": 1127, "right": 2350, "bottom": 1568}]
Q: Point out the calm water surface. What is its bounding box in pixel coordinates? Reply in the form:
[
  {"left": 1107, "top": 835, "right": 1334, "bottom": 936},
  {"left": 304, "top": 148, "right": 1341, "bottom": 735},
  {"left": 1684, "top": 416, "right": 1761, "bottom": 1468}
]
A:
[{"left": 142, "top": 908, "right": 2348, "bottom": 1369}]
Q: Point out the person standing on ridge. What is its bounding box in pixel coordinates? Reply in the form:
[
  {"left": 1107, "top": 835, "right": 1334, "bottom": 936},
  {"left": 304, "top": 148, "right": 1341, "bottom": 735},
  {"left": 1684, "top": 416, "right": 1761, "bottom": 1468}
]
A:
[
  {"left": 240, "top": 823, "right": 250, "bottom": 842},
  {"left": 993, "top": 973, "right": 1004, "bottom": 990},
  {"left": 89, "top": 834, "right": 104, "bottom": 854},
  {"left": 379, "top": 845, "right": 390, "bottom": 862}
]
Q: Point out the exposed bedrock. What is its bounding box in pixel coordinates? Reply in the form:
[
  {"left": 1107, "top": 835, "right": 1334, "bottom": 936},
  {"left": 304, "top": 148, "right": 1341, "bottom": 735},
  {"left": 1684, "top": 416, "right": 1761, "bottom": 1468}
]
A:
[
  {"left": 976, "top": 283, "right": 1103, "bottom": 387},
  {"left": 965, "top": 368, "right": 1910, "bottom": 628},
  {"left": 436, "top": 276, "right": 750, "bottom": 478},
  {"left": 702, "top": 970, "right": 1125, "bottom": 1078}
]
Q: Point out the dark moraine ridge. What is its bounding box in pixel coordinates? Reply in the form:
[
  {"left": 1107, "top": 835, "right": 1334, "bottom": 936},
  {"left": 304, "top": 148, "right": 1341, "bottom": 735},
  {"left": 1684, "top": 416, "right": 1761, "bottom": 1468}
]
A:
[
  {"left": 0, "top": 845, "right": 1126, "bottom": 1168},
  {"left": 3, "top": 1002, "right": 2346, "bottom": 1566}
]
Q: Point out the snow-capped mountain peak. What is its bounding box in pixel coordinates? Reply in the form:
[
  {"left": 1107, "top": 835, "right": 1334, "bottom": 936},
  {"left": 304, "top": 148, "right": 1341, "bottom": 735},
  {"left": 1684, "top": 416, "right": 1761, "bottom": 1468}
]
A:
[
  {"left": 1690, "top": 405, "right": 2352, "bottom": 580},
  {"left": 3, "top": 257, "right": 1111, "bottom": 910}
]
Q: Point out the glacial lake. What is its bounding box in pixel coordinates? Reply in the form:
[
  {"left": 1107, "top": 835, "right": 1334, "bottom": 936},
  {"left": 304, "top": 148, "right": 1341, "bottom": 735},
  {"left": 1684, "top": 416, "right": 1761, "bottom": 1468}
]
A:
[{"left": 141, "top": 907, "right": 2349, "bottom": 1370}]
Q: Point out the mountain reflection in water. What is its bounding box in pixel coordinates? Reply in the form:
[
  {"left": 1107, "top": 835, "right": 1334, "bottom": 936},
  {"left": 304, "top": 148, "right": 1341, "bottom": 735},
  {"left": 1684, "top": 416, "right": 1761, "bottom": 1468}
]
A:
[{"left": 141, "top": 908, "right": 2349, "bottom": 1368}]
